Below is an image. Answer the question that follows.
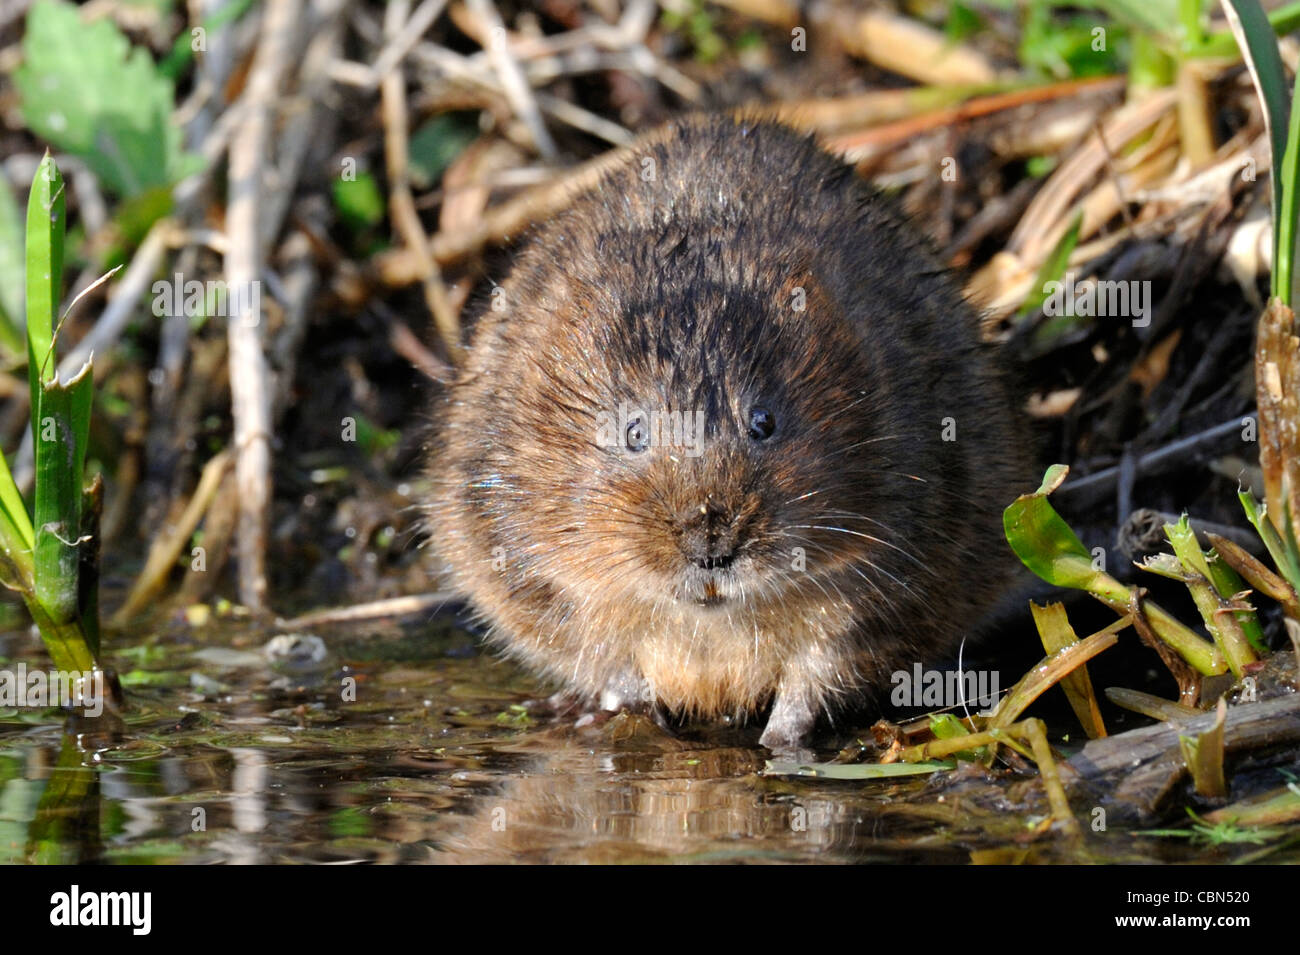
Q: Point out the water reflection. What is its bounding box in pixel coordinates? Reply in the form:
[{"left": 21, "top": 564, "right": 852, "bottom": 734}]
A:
[{"left": 0, "top": 618, "right": 1253, "bottom": 864}]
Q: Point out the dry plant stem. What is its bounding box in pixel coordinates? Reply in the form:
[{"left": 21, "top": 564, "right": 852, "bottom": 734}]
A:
[
  {"left": 381, "top": 3, "right": 461, "bottom": 360},
  {"left": 1104, "top": 687, "right": 1201, "bottom": 721},
  {"left": 1007, "top": 89, "right": 1178, "bottom": 263},
  {"left": 429, "top": 145, "right": 630, "bottom": 265},
  {"left": 1256, "top": 299, "right": 1300, "bottom": 547},
  {"left": 224, "top": 0, "right": 299, "bottom": 612},
  {"left": 399, "top": 39, "right": 634, "bottom": 143},
  {"left": 1179, "top": 698, "right": 1228, "bottom": 799},
  {"left": 111, "top": 451, "right": 232, "bottom": 624},
  {"left": 1208, "top": 531, "right": 1300, "bottom": 618},
  {"left": 750, "top": 87, "right": 982, "bottom": 136},
  {"left": 277, "top": 592, "right": 456, "bottom": 628},
  {"left": 1129, "top": 588, "right": 1203, "bottom": 706},
  {"left": 706, "top": 0, "right": 798, "bottom": 29},
  {"left": 533, "top": 91, "right": 634, "bottom": 146},
  {"left": 58, "top": 220, "right": 173, "bottom": 381},
  {"left": 1022, "top": 718, "right": 1083, "bottom": 838},
  {"left": 182, "top": 0, "right": 239, "bottom": 149},
  {"left": 825, "top": 77, "right": 1125, "bottom": 163},
  {"left": 1031, "top": 602, "right": 1107, "bottom": 738},
  {"left": 465, "top": 0, "right": 557, "bottom": 160},
  {"left": 901, "top": 720, "right": 1081, "bottom": 837},
  {"left": 1176, "top": 60, "right": 1217, "bottom": 169},
  {"left": 831, "top": 9, "right": 1002, "bottom": 86},
  {"left": 271, "top": 225, "right": 320, "bottom": 424},
  {"left": 989, "top": 621, "right": 1124, "bottom": 729},
  {"left": 372, "top": 0, "right": 450, "bottom": 81},
  {"left": 424, "top": 82, "right": 1117, "bottom": 269},
  {"left": 259, "top": 0, "right": 347, "bottom": 252},
  {"left": 179, "top": 470, "right": 237, "bottom": 604},
  {"left": 1053, "top": 417, "right": 1245, "bottom": 506}
]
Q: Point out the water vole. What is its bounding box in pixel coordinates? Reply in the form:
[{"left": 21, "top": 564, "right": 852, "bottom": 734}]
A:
[{"left": 426, "top": 114, "right": 1025, "bottom": 749}]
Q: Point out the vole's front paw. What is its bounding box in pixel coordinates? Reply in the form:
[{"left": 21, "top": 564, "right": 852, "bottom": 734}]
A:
[{"left": 759, "top": 690, "right": 816, "bottom": 754}]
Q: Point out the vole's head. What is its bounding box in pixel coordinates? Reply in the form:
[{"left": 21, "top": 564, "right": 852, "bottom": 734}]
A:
[{"left": 491, "top": 260, "right": 917, "bottom": 614}]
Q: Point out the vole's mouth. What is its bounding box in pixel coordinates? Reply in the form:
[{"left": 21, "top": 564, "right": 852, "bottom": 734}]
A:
[
  {"left": 676, "top": 555, "right": 753, "bottom": 607},
  {"left": 692, "top": 552, "right": 735, "bottom": 571}
]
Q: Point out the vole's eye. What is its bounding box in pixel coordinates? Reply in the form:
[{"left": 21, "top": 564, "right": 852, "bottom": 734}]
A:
[
  {"left": 626, "top": 417, "right": 650, "bottom": 452},
  {"left": 748, "top": 407, "right": 776, "bottom": 441}
]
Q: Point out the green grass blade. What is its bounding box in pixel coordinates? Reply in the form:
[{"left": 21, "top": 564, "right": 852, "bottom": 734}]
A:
[
  {"left": 1193, "top": 2, "right": 1300, "bottom": 57},
  {"left": 1019, "top": 209, "right": 1083, "bottom": 322},
  {"left": 1280, "top": 68, "right": 1300, "bottom": 306},
  {"left": 25, "top": 152, "right": 63, "bottom": 437},
  {"left": 78, "top": 475, "right": 102, "bottom": 657},
  {"left": 0, "top": 175, "right": 25, "bottom": 356},
  {"left": 17, "top": 152, "right": 99, "bottom": 677},
  {"left": 1164, "top": 516, "right": 1258, "bottom": 677},
  {"left": 32, "top": 361, "right": 92, "bottom": 627},
  {"left": 1219, "top": 0, "right": 1292, "bottom": 301},
  {"left": 1238, "top": 488, "right": 1300, "bottom": 588},
  {"left": 1201, "top": 544, "right": 1270, "bottom": 653},
  {"left": 0, "top": 449, "right": 34, "bottom": 552}
]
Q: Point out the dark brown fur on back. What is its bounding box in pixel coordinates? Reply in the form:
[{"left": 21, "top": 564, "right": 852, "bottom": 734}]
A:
[{"left": 426, "top": 114, "right": 1026, "bottom": 748}]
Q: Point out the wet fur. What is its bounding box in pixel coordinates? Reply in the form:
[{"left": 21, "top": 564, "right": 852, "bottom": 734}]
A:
[{"left": 425, "top": 114, "right": 1025, "bottom": 748}]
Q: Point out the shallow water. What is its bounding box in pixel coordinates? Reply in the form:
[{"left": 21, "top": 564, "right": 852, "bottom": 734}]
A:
[{"left": 1, "top": 613, "right": 1294, "bottom": 864}]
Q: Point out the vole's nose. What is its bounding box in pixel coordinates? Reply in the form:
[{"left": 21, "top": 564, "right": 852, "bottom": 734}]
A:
[{"left": 678, "top": 500, "right": 741, "bottom": 570}]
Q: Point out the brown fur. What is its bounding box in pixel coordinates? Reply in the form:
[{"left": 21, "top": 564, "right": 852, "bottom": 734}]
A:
[{"left": 425, "top": 114, "right": 1026, "bottom": 748}]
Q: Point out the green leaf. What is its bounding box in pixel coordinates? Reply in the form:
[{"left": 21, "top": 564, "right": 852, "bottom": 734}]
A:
[
  {"left": 16, "top": 153, "right": 99, "bottom": 677},
  {"left": 0, "top": 451, "right": 34, "bottom": 552},
  {"left": 1005, "top": 466, "right": 1227, "bottom": 675},
  {"left": 157, "top": 0, "right": 254, "bottom": 80},
  {"left": 1238, "top": 489, "right": 1300, "bottom": 589},
  {"left": 15, "top": 0, "right": 203, "bottom": 199},
  {"left": 33, "top": 362, "right": 93, "bottom": 627},
  {"left": 408, "top": 114, "right": 479, "bottom": 190},
  {"left": 0, "top": 448, "right": 37, "bottom": 600},
  {"left": 0, "top": 177, "right": 24, "bottom": 356},
  {"left": 1019, "top": 208, "right": 1083, "bottom": 323},
  {"left": 25, "top": 152, "right": 63, "bottom": 443},
  {"left": 1163, "top": 516, "right": 1257, "bottom": 677},
  {"left": 333, "top": 172, "right": 386, "bottom": 231},
  {"left": 1003, "top": 465, "right": 1121, "bottom": 595}
]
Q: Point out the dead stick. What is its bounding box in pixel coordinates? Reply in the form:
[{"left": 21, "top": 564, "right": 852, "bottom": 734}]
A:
[
  {"left": 382, "top": 0, "right": 462, "bottom": 358},
  {"left": 111, "top": 451, "right": 233, "bottom": 624},
  {"left": 224, "top": 0, "right": 299, "bottom": 611}
]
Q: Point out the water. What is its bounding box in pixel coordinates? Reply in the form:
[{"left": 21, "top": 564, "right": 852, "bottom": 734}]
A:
[{"left": 0, "top": 614, "right": 1291, "bottom": 864}]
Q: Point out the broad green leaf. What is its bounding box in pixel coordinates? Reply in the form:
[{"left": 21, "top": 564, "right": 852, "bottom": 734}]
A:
[
  {"left": 15, "top": 0, "right": 203, "bottom": 199},
  {"left": 1003, "top": 465, "right": 1123, "bottom": 596}
]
